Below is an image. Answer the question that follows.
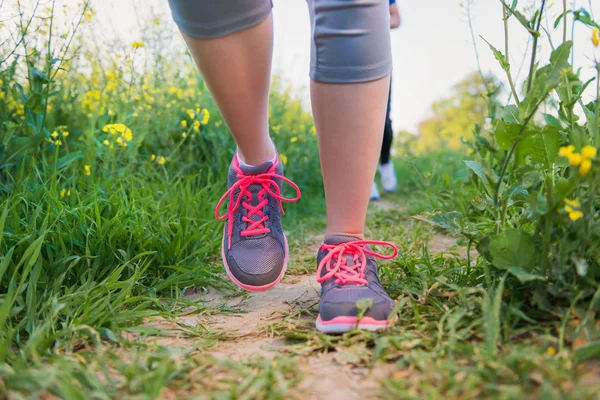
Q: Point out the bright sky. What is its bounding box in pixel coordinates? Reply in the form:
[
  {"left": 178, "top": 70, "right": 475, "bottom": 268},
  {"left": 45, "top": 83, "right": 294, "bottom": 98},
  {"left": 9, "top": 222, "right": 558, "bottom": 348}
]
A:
[
  {"left": 3, "top": 0, "right": 599, "bottom": 132},
  {"left": 270, "top": 0, "right": 599, "bottom": 132}
]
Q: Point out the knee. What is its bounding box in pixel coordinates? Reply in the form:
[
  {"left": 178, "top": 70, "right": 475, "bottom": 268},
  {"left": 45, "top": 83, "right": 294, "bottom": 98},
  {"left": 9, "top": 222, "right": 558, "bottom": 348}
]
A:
[{"left": 309, "top": 0, "right": 392, "bottom": 83}]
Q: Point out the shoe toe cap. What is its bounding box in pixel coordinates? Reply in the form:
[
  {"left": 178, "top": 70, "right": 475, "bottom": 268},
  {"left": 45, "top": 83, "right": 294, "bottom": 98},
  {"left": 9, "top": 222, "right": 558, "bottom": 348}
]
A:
[
  {"left": 319, "top": 287, "right": 393, "bottom": 322},
  {"left": 226, "top": 237, "right": 285, "bottom": 287}
]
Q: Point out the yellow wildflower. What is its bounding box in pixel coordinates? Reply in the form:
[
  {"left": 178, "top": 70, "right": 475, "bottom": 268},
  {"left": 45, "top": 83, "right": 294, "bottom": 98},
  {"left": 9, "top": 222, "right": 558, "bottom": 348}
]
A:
[
  {"left": 151, "top": 154, "right": 156, "bottom": 161},
  {"left": 291, "top": 137, "right": 298, "bottom": 143},
  {"left": 54, "top": 140, "right": 62, "bottom": 146},
  {"left": 51, "top": 131, "right": 59, "bottom": 139},
  {"left": 193, "top": 120, "right": 200, "bottom": 131},
  {"left": 564, "top": 199, "right": 584, "bottom": 221},
  {"left": 67, "top": 189, "right": 71, "bottom": 196},
  {"left": 579, "top": 159, "right": 592, "bottom": 176},
  {"left": 158, "top": 156, "right": 166, "bottom": 165},
  {"left": 186, "top": 109, "right": 195, "bottom": 119},
  {"left": 168, "top": 87, "right": 178, "bottom": 94},
  {"left": 280, "top": 154, "right": 288, "bottom": 165},
  {"left": 581, "top": 145, "right": 597, "bottom": 159},
  {"left": 60, "top": 189, "right": 66, "bottom": 198},
  {"left": 131, "top": 41, "right": 145, "bottom": 49},
  {"left": 103, "top": 140, "right": 110, "bottom": 146},
  {"left": 84, "top": 165, "right": 91, "bottom": 176},
  {"left": 593, "top": 28, "right": 600, "bottom": 47},
  {"left": 122, "top": 128, "right": 133, "bottom": 142},
  {"left": 547, "top": 346, "right": 557, "bottom": 356},
  {"left": 201, "top": 109, "right": 210, "bottom": 125},
  {"left": 181, "top": 120, "right": 188, "bottom": 128},
  {"left": 568, "top": 153, "right": 583, "bottom": 167},
  {"left": 564, "top": 199, "right": 581, "bottom": 213},
  {"left": 569, "top": 211, "right": 584, "bottom": 221},
  {"left": 558, "top": 145, "right": 575, "bottom": 157},
  {"left": 310, "top": 126, "right": 317, "bottom": 136},
  {"left": 62, "top": 131, "right": 69, "bottom": 137}
]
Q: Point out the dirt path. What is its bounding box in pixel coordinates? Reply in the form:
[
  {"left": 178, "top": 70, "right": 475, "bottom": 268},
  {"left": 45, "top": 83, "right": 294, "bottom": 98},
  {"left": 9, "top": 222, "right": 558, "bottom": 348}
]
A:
[
  {"left": 150, "top": 200, "right": 471, "bottom": 399},
  {"left": 180, "top": 273, "right": 390, "bottom": 400}
]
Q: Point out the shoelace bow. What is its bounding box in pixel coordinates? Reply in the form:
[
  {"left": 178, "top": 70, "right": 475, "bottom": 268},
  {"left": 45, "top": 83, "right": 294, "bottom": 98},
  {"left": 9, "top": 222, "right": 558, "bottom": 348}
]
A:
[
  {"left": 215, "top": 170, "right": 301, "bottom": 250},
  {"left": 316, "top": 240, "right": 398, "bottom": 286}
]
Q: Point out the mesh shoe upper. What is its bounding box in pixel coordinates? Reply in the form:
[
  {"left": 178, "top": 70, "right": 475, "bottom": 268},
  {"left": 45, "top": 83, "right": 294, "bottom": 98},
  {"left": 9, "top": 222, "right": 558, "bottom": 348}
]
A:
[
  {"left": 316, "top": 235, "right": 398, "bottom": 321},
  {"left": 215, "top": 153, "right": 300, "bottom": 288}
]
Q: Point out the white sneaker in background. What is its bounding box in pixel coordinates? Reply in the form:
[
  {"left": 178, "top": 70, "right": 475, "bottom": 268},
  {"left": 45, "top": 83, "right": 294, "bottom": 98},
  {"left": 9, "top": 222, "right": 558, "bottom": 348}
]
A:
[
  {"left": 370, "top": 182, "right": 381, "bottom": 201},
  {"left": 378, "top": 162, "right": 398, "bottom": 193}
]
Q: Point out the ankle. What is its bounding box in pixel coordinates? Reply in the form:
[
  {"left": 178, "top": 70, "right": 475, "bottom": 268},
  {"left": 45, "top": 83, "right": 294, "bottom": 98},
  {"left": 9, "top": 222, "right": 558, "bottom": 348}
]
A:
[
  {"left": 324, "top": 231, "right": 364, "bottom": 240},
  {"left": 237, "top": 140, "right": 276, "bottom": 166}
]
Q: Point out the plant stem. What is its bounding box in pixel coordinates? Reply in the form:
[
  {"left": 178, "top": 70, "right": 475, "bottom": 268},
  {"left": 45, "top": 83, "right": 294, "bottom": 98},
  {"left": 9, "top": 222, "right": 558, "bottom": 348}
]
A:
[
  {"left": 467, "top": 0, "right": 486, "bottom": 84},
  {"left": 595, "top": 63, "right": 599, "bottom": 146},
  {"left": 502, "top": 3, "right": 521, "bottom": 105},
  {"left": 526, "top": 0, "right": 547, "bottom": 94},
  {"left": 563, "top": 0, "right": 568, "bottom": 43},
  {"left": 540, "top": 175, "right": 553, "bottom": 275},
  {"left": 40, "top": 0, "right": 56, "bottom": 134},
  {"left": 493, "top": 95, "right": 550, "bottom": 206}
]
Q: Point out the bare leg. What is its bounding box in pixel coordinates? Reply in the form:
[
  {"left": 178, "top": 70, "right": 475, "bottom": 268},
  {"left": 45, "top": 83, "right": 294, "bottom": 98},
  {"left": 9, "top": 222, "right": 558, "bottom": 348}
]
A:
[
  {"left": 311, "top": 76, "right": 391, "bottom": 238},
  {"left": 181, "top": 14, "right": 275, "bottom": 165}
]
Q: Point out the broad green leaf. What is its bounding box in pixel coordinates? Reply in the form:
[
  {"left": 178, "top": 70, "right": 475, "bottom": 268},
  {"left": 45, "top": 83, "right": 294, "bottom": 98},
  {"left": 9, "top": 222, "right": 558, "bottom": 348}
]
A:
[
  {"left": 519, "top": 42, "right": 572, "bottom": 118},
  {"left": 57, "top": 151, "right": 84, "bottom": 170},
  {"left": 543, "top": 113, "right": 563, "bottom": 128},
  {"left": 504, "top": 267, "right": 545, "bottom": 283},
  {"left": 470, "top": 194, "right": 488, "bottom": 211},
  {"left": 483, "top": 39, "right": 509, "bottom": 71},
  {"left": 465, "top": 160, "right": 489, "bottom": 185},
  {"left": 502, "top": 105, "right": 521, "bottom": 124},
  {"left": 517, "top": 125, "right": 561, "bottom": 167},
  {"left": 28, "top": 66, "right": 51, "bottom": 84},
  {"left": 502, "top": 1, "right": 532, "bottom": 29},
  {"left": 24, "top": 93, "right": 42, "bottom": 110},
  {"left": 553, "top": 10, "right": 570, "bottom": 29},
  {"left": 582, "top": 101, "right": 597, "bottom": 139},
  {"left": 411, "top": 211, "right": 463, "bottom": 231},
  {"left": 495, "top": 121, "right": 521, "bottom": 151},
  {"left": 573, "top": 8, "right": 600, "bottom": 29},
  {"left": 527, "top": 191, "right": 548, "bottom": 216},
  {"left": 489, "top": 228, "right": 537, "bottom": 271}
]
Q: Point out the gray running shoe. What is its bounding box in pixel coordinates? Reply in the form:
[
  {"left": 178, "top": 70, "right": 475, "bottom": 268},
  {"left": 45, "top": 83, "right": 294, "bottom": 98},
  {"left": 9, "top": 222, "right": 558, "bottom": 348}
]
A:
[
  {"left": 215, "top": 152, "right": 300, "bottom": 291},
  {"left": 315, "top": 235, "right": 398, "bottom": 333}
]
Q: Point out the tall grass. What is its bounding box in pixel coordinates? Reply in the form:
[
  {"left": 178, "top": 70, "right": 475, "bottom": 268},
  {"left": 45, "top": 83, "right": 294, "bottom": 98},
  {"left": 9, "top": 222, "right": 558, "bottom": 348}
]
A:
[{"left": 0, "top": 0, "right": 322, "bottom": 376}]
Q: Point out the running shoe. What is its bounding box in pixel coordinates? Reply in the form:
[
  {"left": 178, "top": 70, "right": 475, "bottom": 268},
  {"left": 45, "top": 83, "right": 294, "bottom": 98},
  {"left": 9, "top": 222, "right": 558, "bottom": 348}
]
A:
[
  {"left": 215, "top": 152, "right": 300, "bottom": 291},
  {"left": 315, "top": 235, "right": 398, "bottom": 333},
  {"left": 370, "top": 182, "right": 381, "bottom": 201},
  {"left": 379, "top": 161, "right": 398, "bottom": 193}
]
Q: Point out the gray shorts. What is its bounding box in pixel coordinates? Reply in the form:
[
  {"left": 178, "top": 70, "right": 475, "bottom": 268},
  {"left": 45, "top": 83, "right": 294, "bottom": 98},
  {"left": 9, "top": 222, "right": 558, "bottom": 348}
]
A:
[{"left": 168, "top": 0, "right": 392, "bottom": 83}]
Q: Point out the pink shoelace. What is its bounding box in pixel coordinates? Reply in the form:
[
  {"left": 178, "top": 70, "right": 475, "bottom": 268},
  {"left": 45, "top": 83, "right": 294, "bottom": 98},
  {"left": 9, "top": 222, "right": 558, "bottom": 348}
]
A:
[
  {"left": 215, "top": 168, "right": 301, "bottom": 250},
  {"left": 316, "top": 240, "right": 398, "bottom": 286}
]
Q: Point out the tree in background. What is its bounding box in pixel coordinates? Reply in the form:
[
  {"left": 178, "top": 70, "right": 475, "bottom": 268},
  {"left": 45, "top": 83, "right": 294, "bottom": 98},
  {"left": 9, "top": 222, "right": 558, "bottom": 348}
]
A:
[{"left": 416, "top": 72, "right": 500, "bottom": 152}]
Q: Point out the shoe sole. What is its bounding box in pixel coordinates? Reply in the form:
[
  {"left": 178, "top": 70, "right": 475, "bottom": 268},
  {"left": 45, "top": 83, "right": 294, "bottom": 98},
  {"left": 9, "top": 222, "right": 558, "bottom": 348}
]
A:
[
  {"left": 221, "top": 234, "right": 288, "bottom": 292},
  {"left": 315, "top": 314, "right": 391, "bottom": 333}
]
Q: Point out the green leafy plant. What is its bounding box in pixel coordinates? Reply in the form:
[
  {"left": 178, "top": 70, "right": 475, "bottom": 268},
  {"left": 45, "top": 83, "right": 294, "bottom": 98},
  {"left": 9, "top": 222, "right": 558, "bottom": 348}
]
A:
[{"left": 419, "top": 2, "right": 600, "bottom": 316}]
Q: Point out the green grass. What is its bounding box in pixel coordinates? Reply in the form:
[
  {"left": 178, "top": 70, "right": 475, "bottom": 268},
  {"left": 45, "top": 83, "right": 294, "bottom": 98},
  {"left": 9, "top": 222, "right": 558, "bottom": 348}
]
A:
[
  {"left": 3, "top": 149, "right": 600, "bottom": 398},
  {"left": 2, "top": 2, "right": 600, "bottom": 397}
]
